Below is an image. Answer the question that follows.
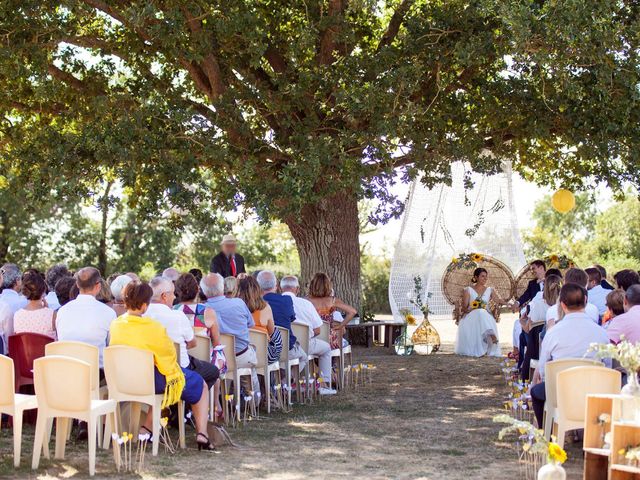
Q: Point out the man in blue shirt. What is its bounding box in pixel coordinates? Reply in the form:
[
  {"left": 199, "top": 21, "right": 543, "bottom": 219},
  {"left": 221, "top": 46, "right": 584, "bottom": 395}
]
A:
[
  {"left": 201, "top": 273, "right": 259, "bottom": 391},
  {"left": 257, "top": 270, "right": 307, "bottom": 373}
]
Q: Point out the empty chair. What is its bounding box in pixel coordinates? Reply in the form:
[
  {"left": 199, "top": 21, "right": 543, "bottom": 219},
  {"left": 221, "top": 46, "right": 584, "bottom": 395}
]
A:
[
  {"left": 45, "top": 341, "right": 108, "bottom": 441},
  {"left": 555, "top": 366, "right": 621, "bottom": 448},
  {"left": 249, "top": 328, "right": 281, "bottom": 412},
  {"left": 31, "top": 355, "right": 117, "bottom": 476},
  {"left": 0, "top": 355, "right": 38, "bottom": 467},
  {"left": 8, "top": 332, "right": 53, "bottom": 392},
  {"left": 543, "top": 358, "right": 603, "bottom": 439},
  {"left": 103, "top": 345, "right": 185, "bottom": 455}
]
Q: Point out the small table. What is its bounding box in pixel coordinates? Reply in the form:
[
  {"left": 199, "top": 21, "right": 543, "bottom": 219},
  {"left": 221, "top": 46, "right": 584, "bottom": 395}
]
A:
[{"left": 346, "top": 320, "right": 405, "bottom": 350}]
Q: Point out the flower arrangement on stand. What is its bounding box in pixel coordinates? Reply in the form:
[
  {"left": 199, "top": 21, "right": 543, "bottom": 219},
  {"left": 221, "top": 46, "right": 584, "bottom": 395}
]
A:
[
  {"left": 493, "top": 415, "right": 567, "bottom": 480},
  {"left": 589, "top": 337, "right": 640, "bottom": 397},
  {"left": 618, "top": 445, "right": 640, "bottom": 467},
  {"left": 403, "top": 275, "right": 441, "bottom": 355}
]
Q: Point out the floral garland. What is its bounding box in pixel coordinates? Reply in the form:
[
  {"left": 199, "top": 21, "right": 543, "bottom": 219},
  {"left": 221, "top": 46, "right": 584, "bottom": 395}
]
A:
[
  {"left": 493, "top": 415, "right": 567, "bottom": 465},
  {"left": 447, "top": 252, "right": 484, "bottom": 271},
  {"left": 544, "top": 254, "right": 575, "bottom": 270}
]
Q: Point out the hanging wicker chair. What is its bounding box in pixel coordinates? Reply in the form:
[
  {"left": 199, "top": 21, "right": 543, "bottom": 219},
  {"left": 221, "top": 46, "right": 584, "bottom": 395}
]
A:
[
  {"left": 442, "top": 253, "right": 516, "bottom": 323},
  {"left": 514, "top": 255, "right": 578, "bottom": 300}
]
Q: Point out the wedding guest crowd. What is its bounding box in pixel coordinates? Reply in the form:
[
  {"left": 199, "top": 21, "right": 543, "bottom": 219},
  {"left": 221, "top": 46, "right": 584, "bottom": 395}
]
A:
[
  {"left": 0, "top": 235, "right": 358, "bottom": 451},
  {"left": 511, "top": 258, "right": 640, "bottom": 431}
]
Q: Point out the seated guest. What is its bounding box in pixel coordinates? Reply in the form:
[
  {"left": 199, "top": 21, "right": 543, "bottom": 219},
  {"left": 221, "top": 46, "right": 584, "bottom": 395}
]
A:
[
  {"left": 257, "top": 270, "right": 307, "bottom": 372},
  {"left": 224, "top": 276, "right": 237, "bottom": 298},
  {"left": 56, "top": 267, "right": 117, "bottom": 368},
  {"left": 236, "top": 276, "right": 283, "bottom": 364},
  {"left": 607, "top": 285, "right": 640, "bottom": 344},
  {"left": 162, "top": 267, "right": 181, "bottom": 283},
  {"left": 14, "top": 270, "right": 57, "bottom": 339},
  {"left": 109, "top": 274, "right": 132, "bottom": 316},
  {"left": 201, "top": 273, "right": 259, "bottom": 391},
  {"left": 174, "top": 272, "right": 223, "bottom": 419},
  {"left": 54, "top": 276, "right": 76, "bottom": 308},
  {"left": 0, "top": 269, "right": 11, "bottom": 355},
  {"left": 0, "top": 263, "right": 28, "bottom": 313},
  {"left": 281, "top": 275, "right": 336, "bottom": 395},
  {"left": 307, "top": 273, "right": 356, "bottom": 350},
  {"left": 125, "top": 272, "right": 140, "bottom": 282},
  {"left": 594, "top": 264, "right": 615, "bottom": 290},
  {"left": 521, "top": 274, "right": 562, "bottom": 380},
  {"left": 530, "top": 283, "right": 609, "bottom": 427},
  {"left": 146, "top": 277, "right": 219, "bottom": 390},
  {"left": 550, "top": 268, "right": 600, "bottom": 325},
  {"left": 44, "top": 264, "right": 71, "bottom": 311},
  {"left": 614, "top": 269, "right": 640, "bottom": 292},
  {"left": 602, "top": 289, "right": 625, "bottom": 326},
  {"left": 586, "top": 267, "right": 608, "bottom": 318},
  {"left": 96, "top": 279, "right": 113, "bottom": 304},
  {"left": 109, "top": 282, "right": 215, "bottom": 451}
]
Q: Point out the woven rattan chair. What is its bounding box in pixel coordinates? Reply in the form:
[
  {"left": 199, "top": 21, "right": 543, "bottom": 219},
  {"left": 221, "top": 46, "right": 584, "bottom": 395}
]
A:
[
  {"left": 514, "top": 255, "right": 577, "bottom": 300},
  {"left": 442, "top": 253, "right": 515, "bottom": 323}
]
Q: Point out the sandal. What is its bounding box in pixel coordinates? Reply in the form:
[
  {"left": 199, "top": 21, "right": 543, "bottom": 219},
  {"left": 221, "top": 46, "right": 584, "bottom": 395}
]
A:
[{"left": 196, "top": 432, "right": 217, "bottom": 452}]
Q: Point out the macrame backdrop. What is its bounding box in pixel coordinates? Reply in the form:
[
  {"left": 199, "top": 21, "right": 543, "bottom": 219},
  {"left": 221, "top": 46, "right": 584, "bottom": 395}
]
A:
[{"left": 389, "top": 161, "right": 526, "bottom": 318}]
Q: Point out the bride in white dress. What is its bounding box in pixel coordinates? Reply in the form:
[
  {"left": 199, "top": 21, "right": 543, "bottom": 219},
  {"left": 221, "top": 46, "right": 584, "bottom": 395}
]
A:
[{"left": 455, "top": 267, "right": 508, "bottom": 357}]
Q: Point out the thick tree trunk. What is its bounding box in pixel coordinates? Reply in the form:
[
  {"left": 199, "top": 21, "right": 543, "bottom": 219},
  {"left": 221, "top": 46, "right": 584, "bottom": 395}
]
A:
[{"left": 285, "top": 190, "right": 361, "bottom": 311}]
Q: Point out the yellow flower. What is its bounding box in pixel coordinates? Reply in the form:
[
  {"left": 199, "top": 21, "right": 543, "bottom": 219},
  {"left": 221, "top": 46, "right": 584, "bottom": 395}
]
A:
[
  {"left": 406, "top": 314, "right": 417, "bottom": 326},
  {"left": 160, "top": 417, "right": 168, "bottom": 428},
  {"left": 471, "top": 300, "right": 480, "bottom": 309},
  {"left": 451, "top": 257, "right": 459, "bottom": 264},
  {"left": 619, "top": 448, "right": 626, "bottom": 456},
  {"left": 471, "top": 253, "right": 483, "bottom": 262},
  {"left": 548, "top": 442, "right": 567, "bottom": 464}
]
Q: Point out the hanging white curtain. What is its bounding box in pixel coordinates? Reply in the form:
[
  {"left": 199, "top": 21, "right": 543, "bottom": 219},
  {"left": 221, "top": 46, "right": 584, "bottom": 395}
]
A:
[{"left": 388, "top": 161, "right": 525, "bottom": 318}]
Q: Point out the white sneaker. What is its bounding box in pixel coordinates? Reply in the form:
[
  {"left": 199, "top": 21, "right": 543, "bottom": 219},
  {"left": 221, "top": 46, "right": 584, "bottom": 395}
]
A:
[{"left": 319, "top": 387, "right": 337, "bottom": 395}]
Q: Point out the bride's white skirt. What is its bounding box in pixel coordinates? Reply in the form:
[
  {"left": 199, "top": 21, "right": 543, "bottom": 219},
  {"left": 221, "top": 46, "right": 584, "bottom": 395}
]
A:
[{"left": 455, "top": 308, "right": 501, "bottom": 357}]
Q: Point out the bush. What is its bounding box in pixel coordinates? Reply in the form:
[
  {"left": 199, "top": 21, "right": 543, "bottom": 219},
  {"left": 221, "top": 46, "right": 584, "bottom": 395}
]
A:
[{"left": 361, "top": 253, "right": 391, "bottom": 315}]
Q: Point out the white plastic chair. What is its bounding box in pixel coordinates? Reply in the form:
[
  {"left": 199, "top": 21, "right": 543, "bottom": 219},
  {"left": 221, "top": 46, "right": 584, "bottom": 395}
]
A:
[
  {"left": 45, "top": 341, "right": 108, "bottom": 442},
  {"left": 219, "top": 334, "right": 253, "bottom": 422},
  {"left": 555, "top": 366, "right": 621, "bottom": 448},
  {"left": 31, "top": 355, "right": 117, "bottom": 476},
  {"left": 292, "top": 322, "right": 316, "bottom": 400},
  {"left": 319, "top": 322, "right": 349, "bottom": 390},
  {"left": 542, "top": 358, "right": 603, "bottom": 439},
  {"left": 0, "top": 355, "right": 38, "bottom": 467},
  {"left": 249, "top": 329, "right": 281, "bottom": 412},
  {"left": 277, "top": 326, "right": 299, "bottom": 405},
  {"left": 102, "top": 346, "right": 185, "bottom": 455},
  {"left": 187, "top": 334, "right": 211, "bottom": 363}
]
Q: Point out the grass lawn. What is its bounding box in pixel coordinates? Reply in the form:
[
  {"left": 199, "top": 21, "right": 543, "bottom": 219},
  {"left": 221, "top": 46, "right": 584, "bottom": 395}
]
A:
[{"left": 0, "top": 319, "right": 584, "bottom": 479}]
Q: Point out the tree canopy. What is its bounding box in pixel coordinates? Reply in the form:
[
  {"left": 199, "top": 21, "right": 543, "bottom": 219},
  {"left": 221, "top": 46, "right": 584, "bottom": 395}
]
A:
[{"left": 1, "top": 0, "right": 639, "bottom": 304}]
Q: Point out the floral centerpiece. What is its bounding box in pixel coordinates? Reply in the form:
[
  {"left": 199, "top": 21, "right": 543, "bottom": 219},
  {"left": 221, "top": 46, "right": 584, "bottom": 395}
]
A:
[
  {"left": 589, "top": 337, "right": 640, "bottom": 396},
  {"left": 403, "top": 275, "right": 441, "bottom": 355},
  {"left": 494, "top": 415, "right": 567, "bottom": 480},
  {"left": 544, "top": 254, "right": 574, "bottom": 270}
]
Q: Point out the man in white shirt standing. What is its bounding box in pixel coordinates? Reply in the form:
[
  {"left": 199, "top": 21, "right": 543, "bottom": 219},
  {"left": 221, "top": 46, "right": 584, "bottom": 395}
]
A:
[
  {"left": 56, "top": 267, "right": 117, "bottom": 369},
  {"left": 586, "top": 267, "right": 608, "bottom": 319},
  {"left": 146, "top": 277, "right": 219, "bottom": 389},
  {"left": 281, "top": 276, "right": 336, "bottom": 395},
  {"left": 530, "top": 283, "right": 609, "bottom": 428}
]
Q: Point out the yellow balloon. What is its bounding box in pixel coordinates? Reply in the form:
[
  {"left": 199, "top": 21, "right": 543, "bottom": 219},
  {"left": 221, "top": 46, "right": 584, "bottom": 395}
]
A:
[{"left": 551, "top": 189, "right": 575, "bottom": 213}]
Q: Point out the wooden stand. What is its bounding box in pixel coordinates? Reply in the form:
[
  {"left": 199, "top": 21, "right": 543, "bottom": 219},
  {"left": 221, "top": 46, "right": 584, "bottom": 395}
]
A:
[{"left": 584, "top": 394, "right": 640, "bottom": 480}]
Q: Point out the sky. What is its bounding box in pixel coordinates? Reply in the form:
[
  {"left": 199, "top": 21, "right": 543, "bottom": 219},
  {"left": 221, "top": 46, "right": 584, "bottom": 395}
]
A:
[{"left": 361, "top": 173, "right": 550, "bottom": 256}]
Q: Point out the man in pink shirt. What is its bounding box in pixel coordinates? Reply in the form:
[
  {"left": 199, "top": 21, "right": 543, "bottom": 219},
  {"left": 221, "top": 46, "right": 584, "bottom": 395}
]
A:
[{"left": 607, "top": 285, "right": 640, "bottom": 344}]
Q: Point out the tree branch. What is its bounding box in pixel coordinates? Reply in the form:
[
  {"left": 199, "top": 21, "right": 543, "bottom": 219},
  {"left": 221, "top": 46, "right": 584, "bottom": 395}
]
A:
[
  {"left": 47, "top": 64, "right": 94, "bottom": 93},
  {"left": 377, "top": 0, "right": 415, "bottom": 52},
  {"left": 317, "top": 0, "right": 347, "bottom": 65}
]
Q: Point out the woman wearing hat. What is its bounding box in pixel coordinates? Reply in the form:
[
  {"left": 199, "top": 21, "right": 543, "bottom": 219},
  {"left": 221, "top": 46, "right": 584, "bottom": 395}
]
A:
[{"left": 210, "top": 234, "right": 246, "bottom": 277}]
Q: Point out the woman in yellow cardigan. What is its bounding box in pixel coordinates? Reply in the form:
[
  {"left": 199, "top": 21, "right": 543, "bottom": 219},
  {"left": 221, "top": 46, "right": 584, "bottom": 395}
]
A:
[{"left": 110, "top": 282, "right": 215, "bottom": 451}]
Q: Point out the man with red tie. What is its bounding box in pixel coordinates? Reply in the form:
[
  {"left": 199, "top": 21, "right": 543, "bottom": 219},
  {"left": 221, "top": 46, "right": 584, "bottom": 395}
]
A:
[{"left": 210, "top": 234, "right": 246, "bottom": 278}]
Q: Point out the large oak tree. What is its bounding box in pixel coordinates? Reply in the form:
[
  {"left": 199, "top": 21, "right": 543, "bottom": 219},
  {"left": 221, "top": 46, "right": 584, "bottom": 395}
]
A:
[{"left": 1, "top": 0, "right": 639, "bottom": 306}]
